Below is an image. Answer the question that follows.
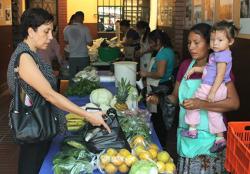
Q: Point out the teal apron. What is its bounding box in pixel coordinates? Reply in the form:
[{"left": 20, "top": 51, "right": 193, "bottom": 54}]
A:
[{"left": 177, "top": 60, "right": 216, "bottom": 158}]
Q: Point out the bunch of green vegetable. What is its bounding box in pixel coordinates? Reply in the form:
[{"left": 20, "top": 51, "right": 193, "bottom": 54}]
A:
[
  {"left": 66, "top": 79, "right": 100, "bottom": 97},
  {"left": 117, "top": 112, "right": 151, "bottom": 142},
  {"left": 53, "top": 144, "right": 95, "bottom": 174}
]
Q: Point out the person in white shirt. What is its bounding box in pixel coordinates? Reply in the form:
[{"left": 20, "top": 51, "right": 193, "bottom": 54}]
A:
[
  {"left": 64, "top": 14, "right": 76, "bottom": 59},
  {"left": 64, "top": 11, "right": 93, "bottom": 80}
]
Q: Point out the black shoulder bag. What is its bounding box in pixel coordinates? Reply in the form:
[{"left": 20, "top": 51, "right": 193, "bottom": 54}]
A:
[{"left": 10, "top": 51, "right": 58, "bottom": 144}]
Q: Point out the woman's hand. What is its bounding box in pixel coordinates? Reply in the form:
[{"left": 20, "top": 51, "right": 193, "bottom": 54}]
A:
[
  {"left": 167, "top": 95, "right": 178, "bottom": 105},
  {"left": 182, "top": 98, "right": 203, "bottom": 110},
  {"left": 86, "top": 111, "right": 111, "bottom": 133},
  {"left": 140, "top": 71, "right": 148, "bottom": 78},
  {"left": 146, "top": 95, "right": 159, "bottom": 104}
]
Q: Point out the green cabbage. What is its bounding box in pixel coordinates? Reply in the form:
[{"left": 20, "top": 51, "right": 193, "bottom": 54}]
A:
[
  {"left": 129, "top": 160, "right": 158, "bottom": 174},
  {"left": 90, "top": 88, "right": 113, "bottom": 106}
]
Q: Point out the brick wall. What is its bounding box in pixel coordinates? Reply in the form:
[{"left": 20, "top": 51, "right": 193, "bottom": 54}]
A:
[
  {"left": 173, "top": 0, "right": 186, "bottom": 60},
  {"left": 57, "top": 0, "right": 67, "bottom": 54}
]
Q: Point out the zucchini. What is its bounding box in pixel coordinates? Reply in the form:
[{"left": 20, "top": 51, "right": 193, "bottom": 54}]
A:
[
  {"left": 67, "top": 121, "right": 85, "bottom": 127},
  {"left": 66, "top": 113, "right": 85, "bottom": 120},
  {"left": 66, "top": 140, "right": 86, "bottom": 150}
]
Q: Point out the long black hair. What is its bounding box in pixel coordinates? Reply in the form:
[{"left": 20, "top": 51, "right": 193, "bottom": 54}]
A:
[
  {"left": 148, "top": 29, "right": 173, "bottom": 48},
  {"left": 136, "top": 21, "right": 150, "bottom": 43},
  {"left": 20, "top": 8, "right": 54, "bottom": 40}
]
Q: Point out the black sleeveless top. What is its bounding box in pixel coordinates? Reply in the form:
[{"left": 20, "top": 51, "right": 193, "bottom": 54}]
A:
[{"left": 7, "top": 42, "right": 66, "bottom": 133}]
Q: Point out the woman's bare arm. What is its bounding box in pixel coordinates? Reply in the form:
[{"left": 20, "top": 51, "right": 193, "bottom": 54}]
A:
[
  {"left": 183, "top": 81, "right": 240, "bottom": 113},
  {"left": 18, "top": 53, "right": 111, "bottom": 132},
  {"left": 141, "top": 60, "right": 166, "bottom": 79},
  {"left": 168, "top": 81, "right": 180, "bottom": 104},
  {"left": 147, "top": 81, "right": 180, "bottom": 104}
]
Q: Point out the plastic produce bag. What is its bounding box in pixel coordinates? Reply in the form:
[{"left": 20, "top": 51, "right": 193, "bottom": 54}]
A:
[{"left": 82, "top": 108, "right": 131, "bottom": 153}]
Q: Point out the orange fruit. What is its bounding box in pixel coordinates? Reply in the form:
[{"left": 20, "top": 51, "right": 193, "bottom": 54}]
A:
[
  {"left": 139, "top": 151, "right": 153, "bottom": 160},
  {"left": 133, "top": 145, "right": 145, "bottom": 156},
  {"left": 148, "top": 143, "right": 159, "bottom": 151},
  {"left": 125, "top": 154, "right": 138, "bottom": 166},
  {"left": 111, "top": 154, "right": 124, "bottom": 166},
  {"left": 148, "top": 148, "right": 158, "bottom": 159},
  {"left": 118, "top": 163, "right": 129, "bottom": 173},
  {"left": 100, "top": 154, "right": 111, "bottom": 165},
  {"left": 106, "top": 148, "right": 118, "bottom": 156},
  {"left": 104, "top": 163, "right": 117, "bottom": 174},
  {"left": 119, "top": 149, "right": 131, "bottom": 157},
  {"left": 132, "top": 135, "right": 145, "bottom": 146},
  {"left": 165, "top": 162, "right": 176, "bottom": 173},
  {"left": 156, "top": 161, "right": 165, "bottom": 173},
  {"left": 157, "top": 151, "right": 170, "bottom": 163}
]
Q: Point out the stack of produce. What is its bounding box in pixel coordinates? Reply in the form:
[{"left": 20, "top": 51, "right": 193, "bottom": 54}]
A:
[
  {"left": 130, "top": 135, "right": 176, "bottom": 174},
  {"left": 73, "top": 66, "right": 100, "bottom": 83},
  {"left": 66, "top": 113, "right": 86, "bottom": 131},
  {"left": 98, "top": 148, "right": 138, "bottom": 174},
  {"left": 65, "top": 79, "right": 100, "bottom": 97}
]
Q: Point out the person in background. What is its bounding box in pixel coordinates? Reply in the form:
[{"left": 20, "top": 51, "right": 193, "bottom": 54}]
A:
[
  {"left": 135, "top": 21, "right": 152, "bottom": 71},
  {"left": 63, "top": 14, "right": 75, "bottom": 60},
  {"left": 119, "top": 19, "right": 140, "bottom": 61},
  {"left": 140, "top": 29, "right": 175, "bottom": 147},
  {"left": 97, "top": 18, "right": 105, "bottom": 31},
  {"left": 7, "top": 8, "right": 110, "bottom": 174},
  {"left": 147, "top": 23, "right": 239, "bottom": 173},
  {"left": 64, "top": 11, "right": 93, "bottom": 80},
  {"left": 140, "top": 29, "right": 175, "bottom": 89},
  {"left": 182, "top": 21, "right": 239, "bottom": 153}
]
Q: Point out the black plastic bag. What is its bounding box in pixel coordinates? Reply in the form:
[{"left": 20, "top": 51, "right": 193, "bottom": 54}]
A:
[
  {"left": 150, "top": 85, "right": 176, "bottom": 130},
  {"left": 82, "top": 108, "right": 131, "bottom": 153}
]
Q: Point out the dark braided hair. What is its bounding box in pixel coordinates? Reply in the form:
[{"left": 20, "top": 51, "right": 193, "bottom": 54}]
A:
[
  {"left": 136, "top": 21, "right": 150, "bottom": 43},
  {"left": 211, "top": 20, "right": 239, "bottom": 40}
]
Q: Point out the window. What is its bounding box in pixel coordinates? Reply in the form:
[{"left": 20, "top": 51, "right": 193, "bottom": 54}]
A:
[
  {"left": 97, "top": 0, "right": 123, "bottom": 32},
  {"left": 97, "top": 0, "right": 150, "bottom": 31},
  {"left": 123, "top": 0, "right": 150, "bottom": 27}
]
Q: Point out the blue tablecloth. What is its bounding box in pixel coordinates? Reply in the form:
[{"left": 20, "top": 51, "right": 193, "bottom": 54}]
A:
[{"left": 39, "top": 82, "right": 162, "bottom": 174}]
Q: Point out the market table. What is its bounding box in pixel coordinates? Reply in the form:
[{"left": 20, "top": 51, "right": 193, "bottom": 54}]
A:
[{"left": 39, "top": 82, "right": 162, "bottom": 174}]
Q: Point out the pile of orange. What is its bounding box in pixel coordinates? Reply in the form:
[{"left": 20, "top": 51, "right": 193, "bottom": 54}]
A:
[
  {"left": 99, "top": 148, "right": 137, "bottom": 174},
  {"left": 130, "top": 135, "right": 176, "bottom": 174}
]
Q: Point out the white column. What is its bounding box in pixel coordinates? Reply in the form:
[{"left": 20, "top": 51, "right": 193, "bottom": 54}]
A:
[{"left": 149, "top": 0, "right": 158, "bottom": 30}]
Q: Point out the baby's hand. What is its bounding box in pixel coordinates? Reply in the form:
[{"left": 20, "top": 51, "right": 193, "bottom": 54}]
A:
[
  {"left": 207, "top": 92, "right": 215, "bottom": 102},
  {"left": 185, "top": 67, "right": 196, "bottom": 79}
]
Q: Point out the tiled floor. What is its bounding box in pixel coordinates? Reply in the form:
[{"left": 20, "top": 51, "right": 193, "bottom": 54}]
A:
[{"left": 0, "top": 90, "right": 19, "bottom": 174}]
